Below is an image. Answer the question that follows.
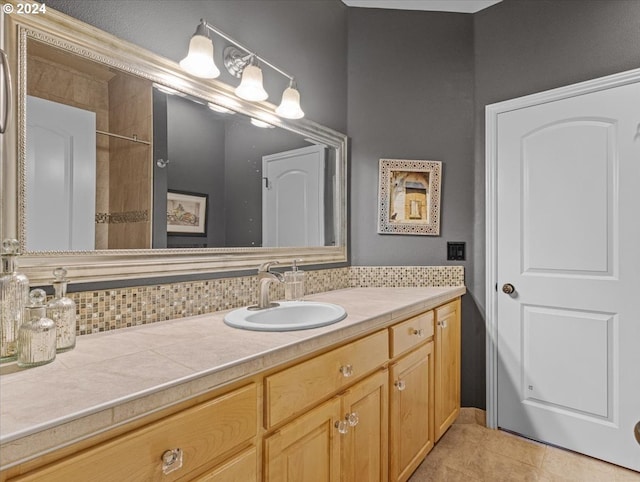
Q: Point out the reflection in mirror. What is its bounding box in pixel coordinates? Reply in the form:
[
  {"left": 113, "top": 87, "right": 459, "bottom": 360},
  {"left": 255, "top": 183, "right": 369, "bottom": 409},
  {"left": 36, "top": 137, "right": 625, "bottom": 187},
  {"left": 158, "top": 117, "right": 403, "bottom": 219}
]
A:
[
  {"left": 25, "top": 38, "right": 153, "bottom": 251},
  {"left": 24, "top": 39, "right": 336, "bottom": 252},
  {"left": 152, "top": 88, "right": 335, "bottom": 249}
]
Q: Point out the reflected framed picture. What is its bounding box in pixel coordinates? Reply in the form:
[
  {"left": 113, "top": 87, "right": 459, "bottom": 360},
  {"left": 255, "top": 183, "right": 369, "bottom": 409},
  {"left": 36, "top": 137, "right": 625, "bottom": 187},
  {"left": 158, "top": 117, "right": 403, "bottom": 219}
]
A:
[
  {"left": 167, "top": 190, "right": 208, "bottom": 236},
  {"left": 377, "top": 159, "right": 442, "bottom": 235}
]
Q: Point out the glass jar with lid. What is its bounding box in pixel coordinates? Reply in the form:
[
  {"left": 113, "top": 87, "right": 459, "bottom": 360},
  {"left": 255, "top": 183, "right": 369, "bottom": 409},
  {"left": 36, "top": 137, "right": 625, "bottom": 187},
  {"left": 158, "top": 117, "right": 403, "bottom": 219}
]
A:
[
  {"left": 46, "top": 268, "right": 76, "bottom": 352},
  {"left": 17, "top": 289, "right": 56, "bottom": 368},
  {"left": 1, "top": 239, "right": 30, "bottom": 362}
]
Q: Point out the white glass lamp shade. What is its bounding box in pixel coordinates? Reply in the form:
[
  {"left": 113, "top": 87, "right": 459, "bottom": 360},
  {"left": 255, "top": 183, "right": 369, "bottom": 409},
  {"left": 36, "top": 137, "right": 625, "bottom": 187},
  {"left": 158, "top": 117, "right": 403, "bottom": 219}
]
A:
[
  {"left": 276, "top": 85, "right": 305, "bottom": 119},
  {"left": 235, "top": 64, "right": 268, "bottom": 101},
  {"left": 179, "top": 34, "right": 220, "bottom": 79}
]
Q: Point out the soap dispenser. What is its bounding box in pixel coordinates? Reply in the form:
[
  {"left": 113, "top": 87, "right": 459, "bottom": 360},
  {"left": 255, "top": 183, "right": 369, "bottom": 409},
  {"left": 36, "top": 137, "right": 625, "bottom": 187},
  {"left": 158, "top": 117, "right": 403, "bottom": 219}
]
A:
[
  {"left": 46, "top": 268, "right": 77, "bottom": 353},
  {"left": 17, "top": 289, "right": 56, "bottom": 368},
  {"left": 0, "top": 239, "right": 30, "bottom": 362},
  {"left": 284, "top": 259, "right": 305, "bottom": 301}
]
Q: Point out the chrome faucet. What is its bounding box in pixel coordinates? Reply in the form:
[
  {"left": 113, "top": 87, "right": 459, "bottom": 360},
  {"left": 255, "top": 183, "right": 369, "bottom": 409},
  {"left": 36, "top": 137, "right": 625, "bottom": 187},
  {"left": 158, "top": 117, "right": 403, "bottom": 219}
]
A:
[{"left": 250, "top": 261, "right": 284, "bottom": 310}]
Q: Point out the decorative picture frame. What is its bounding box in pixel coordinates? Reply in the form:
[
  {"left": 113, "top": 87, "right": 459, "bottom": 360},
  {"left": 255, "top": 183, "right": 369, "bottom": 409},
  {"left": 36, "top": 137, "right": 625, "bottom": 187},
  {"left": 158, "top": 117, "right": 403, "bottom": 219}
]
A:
[
  {"left": 377, "top": 159, "right": 442, "bottom": 235},
  {"left": 166, "top": 190, "right": 208, "bottom": 236}
]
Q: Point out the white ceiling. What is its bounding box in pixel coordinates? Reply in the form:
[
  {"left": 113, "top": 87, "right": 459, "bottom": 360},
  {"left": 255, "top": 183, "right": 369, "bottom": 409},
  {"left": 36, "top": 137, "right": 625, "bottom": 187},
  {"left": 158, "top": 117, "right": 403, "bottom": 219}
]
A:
[{"left": 341, "top": 0, "right": 502, "bottom": 14}]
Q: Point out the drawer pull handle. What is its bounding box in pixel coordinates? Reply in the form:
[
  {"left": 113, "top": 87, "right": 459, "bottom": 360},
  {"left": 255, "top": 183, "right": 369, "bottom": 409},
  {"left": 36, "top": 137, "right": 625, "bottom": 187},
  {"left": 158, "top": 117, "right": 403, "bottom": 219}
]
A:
[
  {"left": 161, "top": 448, "right": 183, "bottom": 475},
  {"left": 339, "top": 364, "right": 353, "bottom": 377},
  {"left": 346, "top": 412, "right": 359, "bottom": 427},
  {"left": 335, "top": 420, "right": 349, "bottom": 434},
  {"left": 395, "top": 380, "right": 406, "bottom": 391},
  {"left": 412, "top": 328, "right": 425, "bottom": 337}
]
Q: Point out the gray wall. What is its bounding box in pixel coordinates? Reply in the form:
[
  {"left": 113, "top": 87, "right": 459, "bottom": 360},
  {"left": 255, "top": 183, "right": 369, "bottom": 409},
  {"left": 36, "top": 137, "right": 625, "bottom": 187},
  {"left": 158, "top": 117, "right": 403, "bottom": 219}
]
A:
[{"left": 346, "top": 8, "right": 482, "bottom": 406}]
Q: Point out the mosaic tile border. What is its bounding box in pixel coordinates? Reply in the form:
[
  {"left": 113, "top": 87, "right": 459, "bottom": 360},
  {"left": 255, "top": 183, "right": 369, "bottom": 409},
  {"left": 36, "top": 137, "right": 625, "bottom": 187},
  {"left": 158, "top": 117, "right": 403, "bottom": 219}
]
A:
[
  {"left": 349, "top": 265, "right": 464, "bottom": 288},
  {"left": 95, "top": 210, "right": 149, "bottom": 224},
  {"left": 54, "top": 266, "right": 463, "bottom": 336}
]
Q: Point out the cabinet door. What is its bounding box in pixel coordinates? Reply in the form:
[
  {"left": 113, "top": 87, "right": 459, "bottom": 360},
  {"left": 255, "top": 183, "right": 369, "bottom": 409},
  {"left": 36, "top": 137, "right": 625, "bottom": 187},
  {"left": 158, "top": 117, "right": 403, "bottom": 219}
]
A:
[
  {"left": 341, "top": 370, "right": 388, "bottom": 482},
  {"left": 265, "top": 397, "right": 342, "bottom": 482},
  {"left": 389, "top": 343, "right": 434, "bottom": 482},
  {"left": 434, "top": 298, "right": 461, "bottom": 441}
]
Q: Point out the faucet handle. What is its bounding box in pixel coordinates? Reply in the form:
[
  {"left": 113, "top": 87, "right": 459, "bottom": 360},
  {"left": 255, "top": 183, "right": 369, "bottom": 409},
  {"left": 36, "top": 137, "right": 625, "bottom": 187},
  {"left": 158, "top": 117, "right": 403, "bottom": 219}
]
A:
[{"left": 258, "top": 260, "right": 279, "bottom": 273}]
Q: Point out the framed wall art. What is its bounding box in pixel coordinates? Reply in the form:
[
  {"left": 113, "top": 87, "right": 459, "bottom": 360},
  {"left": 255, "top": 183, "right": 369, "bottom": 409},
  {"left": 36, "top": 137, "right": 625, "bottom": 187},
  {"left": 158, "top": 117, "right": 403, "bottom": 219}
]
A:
[
  {"left": 377, "top": 159, "right": 442, "bottom": 235},
  {"left": 167, "top": 190, "right": 208, "bottom": 236}
]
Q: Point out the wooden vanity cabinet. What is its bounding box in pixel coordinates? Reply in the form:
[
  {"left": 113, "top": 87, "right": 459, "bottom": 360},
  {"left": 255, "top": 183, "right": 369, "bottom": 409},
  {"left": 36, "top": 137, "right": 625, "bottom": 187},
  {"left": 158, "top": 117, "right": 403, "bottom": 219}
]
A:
[
  {"left": 8, "top": 384, "right": 258, "bottom": 482},
  {"left": 264, "top": 369, "right": 388, "bottom": 482},
  {"left": 264, "top": 330, "right": 389, "bottom": 482},
  {"left": 389, "top": 339, "right": 435, "bottom": 482},
  {"left": 4, "top": 297, "right": 462, "bottom": 482},
  {"left": 434, "top": 298, "right": 461, "bottom": 441}
]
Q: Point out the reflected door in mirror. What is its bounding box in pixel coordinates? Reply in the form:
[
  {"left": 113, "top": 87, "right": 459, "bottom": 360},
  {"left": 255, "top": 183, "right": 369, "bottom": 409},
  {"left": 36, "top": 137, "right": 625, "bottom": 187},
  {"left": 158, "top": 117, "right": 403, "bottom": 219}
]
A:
[
  {"left": 26, "top": 96, "right": 96, "bottom": 251},
  {"left": 262, "top": 145, "right": 325, "bottom": 247}
]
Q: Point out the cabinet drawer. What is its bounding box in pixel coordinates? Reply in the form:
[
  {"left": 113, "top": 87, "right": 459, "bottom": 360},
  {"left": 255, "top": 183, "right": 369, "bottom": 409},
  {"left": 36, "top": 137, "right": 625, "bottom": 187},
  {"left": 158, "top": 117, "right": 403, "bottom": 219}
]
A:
[
  {"left": 389, "top": 310, "right": 434, "bottom": 358},
  {"left": 193, "top": 446, "right": 257, "bottom": 482},
  {"left": 265, "top": 330, "right": 389, "bottom": 428},
  {"left": 12, "top": 383, "right": 258, "bottom": 482}
]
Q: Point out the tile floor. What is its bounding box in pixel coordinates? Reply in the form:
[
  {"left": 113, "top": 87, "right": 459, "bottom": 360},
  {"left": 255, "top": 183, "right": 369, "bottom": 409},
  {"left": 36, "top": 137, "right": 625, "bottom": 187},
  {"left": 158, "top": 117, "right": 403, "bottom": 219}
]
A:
[{"left": 409, "top": 409, "right": 640, "bottom": 481}]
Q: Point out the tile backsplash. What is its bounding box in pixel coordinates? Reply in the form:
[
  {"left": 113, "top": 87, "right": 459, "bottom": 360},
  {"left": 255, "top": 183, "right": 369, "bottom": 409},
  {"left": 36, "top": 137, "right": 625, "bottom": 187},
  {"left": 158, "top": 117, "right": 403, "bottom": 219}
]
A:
[{"left": 67, "top": 266, "right": 463, "bottom": 335}]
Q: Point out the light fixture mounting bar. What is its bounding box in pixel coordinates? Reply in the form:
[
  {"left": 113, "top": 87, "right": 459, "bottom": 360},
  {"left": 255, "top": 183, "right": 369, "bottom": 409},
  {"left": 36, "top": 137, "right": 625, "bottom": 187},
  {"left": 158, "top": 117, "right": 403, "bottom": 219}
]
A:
[{"left": 201, "top": 20, "right": 294, "bottom": 81}]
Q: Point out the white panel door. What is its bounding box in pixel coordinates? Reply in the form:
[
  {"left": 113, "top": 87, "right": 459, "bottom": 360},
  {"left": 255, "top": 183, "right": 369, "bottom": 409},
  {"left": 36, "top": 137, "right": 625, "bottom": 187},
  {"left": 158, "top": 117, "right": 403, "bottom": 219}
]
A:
[
  {"left": 496, "top": 81, "right": 640, "bottom": 470},
  {"left": 262, "top": 145, "right": 325, "bottom": 247},
  {"left": 26, "top": 96, "right": 96, "bottom": 251}
]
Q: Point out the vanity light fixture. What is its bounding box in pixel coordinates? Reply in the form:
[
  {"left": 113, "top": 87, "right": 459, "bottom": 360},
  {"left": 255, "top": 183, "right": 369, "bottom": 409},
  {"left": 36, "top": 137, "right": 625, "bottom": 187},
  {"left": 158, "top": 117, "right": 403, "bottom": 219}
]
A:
[{"left": 180, "top": 19, "right": 305, "bottom": 119}]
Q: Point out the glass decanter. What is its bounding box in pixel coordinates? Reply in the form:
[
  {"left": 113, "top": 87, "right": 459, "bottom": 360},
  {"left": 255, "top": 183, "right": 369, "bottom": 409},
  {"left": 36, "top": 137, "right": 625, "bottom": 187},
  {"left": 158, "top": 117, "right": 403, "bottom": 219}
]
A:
[
  {"left": 46, "top": 268, "right": 77, "bottom": 352},
  {"left": 1, "top": 239, "right": 30, "bottom": 362},
  {"left": 17, "top": 289, "right": 56, "bottom": 368}
]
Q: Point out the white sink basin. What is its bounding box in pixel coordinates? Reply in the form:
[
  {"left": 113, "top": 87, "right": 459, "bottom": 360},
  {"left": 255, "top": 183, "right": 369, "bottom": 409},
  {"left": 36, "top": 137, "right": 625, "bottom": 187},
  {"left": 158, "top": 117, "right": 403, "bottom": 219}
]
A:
[{"left": 223, "top": 301, "right": 347, "bottom": 331}]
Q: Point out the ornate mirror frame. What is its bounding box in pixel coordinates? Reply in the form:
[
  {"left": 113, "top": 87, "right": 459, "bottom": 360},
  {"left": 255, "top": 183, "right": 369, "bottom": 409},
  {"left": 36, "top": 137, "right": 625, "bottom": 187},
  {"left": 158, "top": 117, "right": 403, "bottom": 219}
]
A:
[{"left": 0, "top": 2, "right": 348, "bottom": 285}]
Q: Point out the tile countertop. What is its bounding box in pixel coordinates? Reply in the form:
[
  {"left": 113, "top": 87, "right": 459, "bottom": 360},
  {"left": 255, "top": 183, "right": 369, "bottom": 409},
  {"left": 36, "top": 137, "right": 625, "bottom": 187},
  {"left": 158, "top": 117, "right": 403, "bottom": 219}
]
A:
[{"left": 0, "top": 286, "right": 465, "bottom": 469}]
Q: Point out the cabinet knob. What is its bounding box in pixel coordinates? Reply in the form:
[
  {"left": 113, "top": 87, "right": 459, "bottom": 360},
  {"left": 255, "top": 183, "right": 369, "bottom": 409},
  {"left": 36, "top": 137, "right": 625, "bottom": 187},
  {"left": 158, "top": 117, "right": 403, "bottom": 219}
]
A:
[
  {"left": 161, "top": 448, "right": 183, "bottom": 475},
  {"left": 395, "top": 380, "right": 406, "bottom": 391},
  {"left": 412, "top": 328, "right": 424, "bottom": 337},
  {"left": 339, "top": 364, "right": 353, "bottom": 377},
  {"left": 335, "top": 420, "right": 349, "bottom": 434},
  {"left": 437, "top": 320, "right": 448, "bottom": 329},
  {"left": 346, "top": 412, "right": 359, "bottom": 427}
]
